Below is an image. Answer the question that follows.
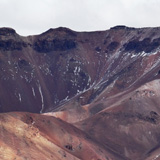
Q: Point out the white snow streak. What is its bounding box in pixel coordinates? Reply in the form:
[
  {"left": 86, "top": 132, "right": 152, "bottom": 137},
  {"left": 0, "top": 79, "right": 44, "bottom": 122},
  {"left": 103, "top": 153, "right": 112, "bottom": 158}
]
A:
[
  {"left": 152, "top": 153, "right": 160, "bottom": 160},
  {"left": 32, "top": 87, "right": 36, "bottom": 97},
  {"left": 37, "top": 82, "right": 44, "bottom": 113},
  {"left": 18, "top": 93, "right": 22, "bottom": 102}
]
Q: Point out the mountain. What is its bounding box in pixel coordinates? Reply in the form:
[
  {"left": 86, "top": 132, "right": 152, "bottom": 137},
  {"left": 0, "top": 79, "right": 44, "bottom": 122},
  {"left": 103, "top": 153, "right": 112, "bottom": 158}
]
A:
[{"left": 0, "top": 26, "right": 160, "bottom": 159}]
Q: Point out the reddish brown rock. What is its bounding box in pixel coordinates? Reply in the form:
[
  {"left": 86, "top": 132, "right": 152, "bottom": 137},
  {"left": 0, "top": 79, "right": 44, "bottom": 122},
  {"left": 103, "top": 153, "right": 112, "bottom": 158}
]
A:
[
  {"left": 1, "top": 26, "right": 160, "bottom": 159},
  {"left": 0, "top": 112, "right": 124, "bottom": 160}
]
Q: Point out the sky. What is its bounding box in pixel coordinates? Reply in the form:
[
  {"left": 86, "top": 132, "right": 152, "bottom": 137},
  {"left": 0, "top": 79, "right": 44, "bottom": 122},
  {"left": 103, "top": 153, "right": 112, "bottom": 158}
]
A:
[{"left": 0, "top": 0, "right": 160, "bottom": 36}]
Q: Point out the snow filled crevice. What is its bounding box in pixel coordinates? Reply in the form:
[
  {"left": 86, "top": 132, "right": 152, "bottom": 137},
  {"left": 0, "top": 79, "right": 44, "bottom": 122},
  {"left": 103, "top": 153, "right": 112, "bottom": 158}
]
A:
[
  {"left": 37, "top": 81, "right": 44, "bottom": 113},
  {"left": 32, "top": 87, "right": 36, "bottom": 97},
  {"left": 18, "top": 93, "right": 22, "bottom": 102}
]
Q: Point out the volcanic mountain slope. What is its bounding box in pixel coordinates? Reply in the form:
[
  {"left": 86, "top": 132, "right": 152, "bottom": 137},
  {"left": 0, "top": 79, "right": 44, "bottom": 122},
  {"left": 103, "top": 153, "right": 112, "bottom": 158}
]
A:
[
  {"left": 75, "top": 79, "right": 160, "bottom": 160},
  {"left": 1, "top": 26, "right": 160, "bottom": 159},
  {"left": 0, "top": 112, "right": 123, "bottom": 160},
  {"left": 0, "top": 26, "right": 160, "bottom": 113}
]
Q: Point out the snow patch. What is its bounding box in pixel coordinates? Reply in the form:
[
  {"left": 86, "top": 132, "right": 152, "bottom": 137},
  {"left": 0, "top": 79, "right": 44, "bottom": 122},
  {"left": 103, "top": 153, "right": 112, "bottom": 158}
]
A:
[
  {"left": 131, "top": 54, "right": 137, "bottom": 58},
  {"left": 64, "top": 96, "right": 69, "bottom": 100},
  {"left": 8, "top": 61, "right": 11, "bottom": 65},
  {"left": 141, "top": 51, "right": 147, "bottom": 57},
  {"left": 87, "top": 75, "right": 92, "bottom": 86}
]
